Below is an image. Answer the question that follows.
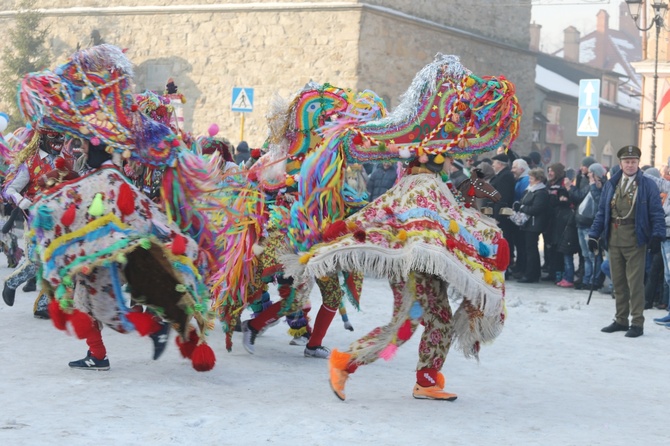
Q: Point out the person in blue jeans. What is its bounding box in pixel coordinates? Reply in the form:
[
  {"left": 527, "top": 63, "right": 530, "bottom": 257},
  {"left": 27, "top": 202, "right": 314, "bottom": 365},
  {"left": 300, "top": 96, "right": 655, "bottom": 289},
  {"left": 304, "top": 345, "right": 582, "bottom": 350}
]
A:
[
  {"left": 646, "top": 163, "right": 670, "bottom": 327},
  {"left": 575, "top": 163, "right": 606, "bottom": 289}
]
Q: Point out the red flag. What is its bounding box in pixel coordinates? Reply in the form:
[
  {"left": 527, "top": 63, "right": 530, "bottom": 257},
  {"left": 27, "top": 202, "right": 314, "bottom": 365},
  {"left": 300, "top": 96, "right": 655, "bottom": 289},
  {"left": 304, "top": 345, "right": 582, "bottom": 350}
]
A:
[{"left": 657, "top": 81, "right": 670, "bottom": 119}]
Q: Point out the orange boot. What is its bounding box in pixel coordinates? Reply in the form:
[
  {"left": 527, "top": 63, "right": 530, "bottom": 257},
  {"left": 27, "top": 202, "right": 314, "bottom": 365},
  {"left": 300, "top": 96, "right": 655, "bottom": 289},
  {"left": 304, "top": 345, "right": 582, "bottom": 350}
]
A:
[
  {"left": 329, "top": 349, "right": 352, "bottom": 401},
  {"left": 413, "top": 368, "right": 458, "bottom": 401}
]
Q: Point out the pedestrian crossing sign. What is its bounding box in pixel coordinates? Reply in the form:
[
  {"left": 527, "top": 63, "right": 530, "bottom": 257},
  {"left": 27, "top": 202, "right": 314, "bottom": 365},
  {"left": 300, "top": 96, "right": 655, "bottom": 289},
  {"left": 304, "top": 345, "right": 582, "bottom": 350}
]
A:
[
  {"left": 577, "top": 108, "right": 599, "bottom": 137},
  {"left": 232, "top": 87, "right": 254, "bottom": 112}
]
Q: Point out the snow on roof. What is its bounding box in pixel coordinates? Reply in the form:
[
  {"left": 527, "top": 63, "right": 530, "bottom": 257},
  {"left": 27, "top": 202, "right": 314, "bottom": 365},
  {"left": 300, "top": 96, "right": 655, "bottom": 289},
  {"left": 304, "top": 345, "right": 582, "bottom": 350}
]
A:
[
  {"left": 536, "top": 64, "right": 579, "bottom": 98},
  {"left": 579, "top": 37, "right": 597, "bottom": 64}
]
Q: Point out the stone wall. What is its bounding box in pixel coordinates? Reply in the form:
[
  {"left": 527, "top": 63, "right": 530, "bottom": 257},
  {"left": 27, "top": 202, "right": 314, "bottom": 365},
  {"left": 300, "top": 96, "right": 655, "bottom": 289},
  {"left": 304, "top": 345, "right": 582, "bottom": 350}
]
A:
[
  {"left": 0, "top": 0, "right": 533, "bottom": 150},
  {"left": 357, "top": 9, "right": 534, "bottom": 152}
]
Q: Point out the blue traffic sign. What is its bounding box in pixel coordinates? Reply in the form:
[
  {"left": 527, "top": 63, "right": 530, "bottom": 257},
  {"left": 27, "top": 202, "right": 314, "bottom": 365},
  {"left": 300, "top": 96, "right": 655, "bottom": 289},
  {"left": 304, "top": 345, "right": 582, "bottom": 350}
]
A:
[
  {"left": 577, "top": 107, "right": 600, "bottom": 137},
  {"left": 232, "top": 87, "right": 254, "bottom": 112},
  {"left": 578, "top": 79, "right": 600, "bottom": 109}
]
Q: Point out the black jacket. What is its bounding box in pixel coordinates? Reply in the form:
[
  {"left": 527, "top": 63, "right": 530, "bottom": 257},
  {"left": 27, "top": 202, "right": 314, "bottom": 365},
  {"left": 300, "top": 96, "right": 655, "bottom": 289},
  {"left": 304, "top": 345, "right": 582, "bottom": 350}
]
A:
[
  {"left": 489, "top": 166, "right": 516, "bottom": 220},
  {"left": 367, "top": 165, "right": 397, "bottom": 201},
  {"left": 519, "top": 186, "right": 550, "bottom": 233}
]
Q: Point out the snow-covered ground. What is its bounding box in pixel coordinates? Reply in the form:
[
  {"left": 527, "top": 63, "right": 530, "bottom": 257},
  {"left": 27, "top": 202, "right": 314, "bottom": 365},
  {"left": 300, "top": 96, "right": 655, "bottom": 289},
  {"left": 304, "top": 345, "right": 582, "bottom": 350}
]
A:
[{"left": 1, "top": 260, "right": 668, "bottom": 445}]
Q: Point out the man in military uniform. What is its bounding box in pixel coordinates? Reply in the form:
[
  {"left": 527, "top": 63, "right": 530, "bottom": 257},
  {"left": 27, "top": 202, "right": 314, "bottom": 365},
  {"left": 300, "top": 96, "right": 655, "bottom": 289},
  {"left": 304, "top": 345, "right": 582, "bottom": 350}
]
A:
[{"left": 588, "top": 145, "right": 665, "bottom": 337}]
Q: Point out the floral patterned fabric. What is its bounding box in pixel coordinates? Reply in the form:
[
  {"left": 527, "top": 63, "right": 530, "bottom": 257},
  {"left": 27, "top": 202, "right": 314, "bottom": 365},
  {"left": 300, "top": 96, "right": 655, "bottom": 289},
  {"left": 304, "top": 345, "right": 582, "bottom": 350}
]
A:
[
  {"left": 288, "top": 172, "right": 506, "bottom": 358},
  {"left": 28, "top": 166, "right": 212, "bottom": 334}
]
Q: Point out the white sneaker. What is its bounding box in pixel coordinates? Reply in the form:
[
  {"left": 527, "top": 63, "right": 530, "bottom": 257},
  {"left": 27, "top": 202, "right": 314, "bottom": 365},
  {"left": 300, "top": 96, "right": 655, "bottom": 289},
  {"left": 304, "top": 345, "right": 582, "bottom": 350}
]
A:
[
  {"left": 289, "top": 334, "right": 309, "bottom": 346},
  {"left": 241, "top": 320, "right": 258, "bottom": 354},
  {"left": 304, "top": 345, "right": 331, "bottom": 359},
  {"left": 258, "top": 317, "right": 280, "bottom": 336}
]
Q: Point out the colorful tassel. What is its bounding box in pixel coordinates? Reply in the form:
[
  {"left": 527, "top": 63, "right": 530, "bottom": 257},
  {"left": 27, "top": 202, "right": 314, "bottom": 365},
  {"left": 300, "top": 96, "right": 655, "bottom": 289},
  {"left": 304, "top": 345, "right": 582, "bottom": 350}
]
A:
[
  {"left": 191, "top": 342, "right": 216, "bottom": 372},
  {"left": 449, "top": 219, "right": 459, "bottom": 234},
  {"left": 34, "top": 205, "right": 54, "bottom": 230},
  {"left": 478, "top": 242, "right": 491, "bottom": 257},
  {"left": 176, "top": 329, "right": 199, "bottom": 359},
  {"left": 48, "top": 299, "right": 68, "bottom": 331},
  {"left": 379, "top": 343, "right": 398, "bottom": 361},
  {"left": 397, "top": 319, "right": 413, "bottom": 341},
  {"left": 409, "top": 301, "right": 423, "bottom": 319},
  {"left": 88, "top": 193, "right": 105, "bottom": 217},
  {"left": 61, "top": 203, "right": 76, "bottom": 226},
  {"left": 496, "top": 238, "right": 510, "bottom": 271},
  {"left": 397, "top": 229, "right": 408, "bottom": 241},
  {"left": 117, "top": 183, "right": 135, "bottom": 216},
  {"left": 484, "top": 269, "right": 493, "bottom": 284},
  {"left": 125, "top": 312, "right": 161, "bottom": 336},
  {"left": 323, "top": 220, "right": 348, "bottom": 241},
  {"left": 171, "top": 233, "right": 186, "bottom": 255}
]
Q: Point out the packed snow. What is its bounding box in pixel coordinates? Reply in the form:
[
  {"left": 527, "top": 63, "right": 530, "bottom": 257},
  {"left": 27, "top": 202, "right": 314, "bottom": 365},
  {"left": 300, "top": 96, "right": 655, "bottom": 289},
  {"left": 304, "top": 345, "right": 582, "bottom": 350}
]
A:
[{"left": 1, "top": 255, "right": 667, "bottom": 445}]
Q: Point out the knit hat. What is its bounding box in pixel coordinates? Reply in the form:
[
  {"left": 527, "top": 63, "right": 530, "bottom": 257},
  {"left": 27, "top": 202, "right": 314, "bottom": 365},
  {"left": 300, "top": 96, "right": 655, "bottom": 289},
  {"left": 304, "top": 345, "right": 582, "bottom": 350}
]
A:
[
  {"left": 588, "top": 162, "right": 606, "bottom": 178},
  {"left": 645, "top": 167, "right": 661, "bottom": 178},
  {"left": 581, "top": 156, "right": 596, "bottom": 167},
  {"left": 491, "top": 154, "right": 509, "bottom": 163}
]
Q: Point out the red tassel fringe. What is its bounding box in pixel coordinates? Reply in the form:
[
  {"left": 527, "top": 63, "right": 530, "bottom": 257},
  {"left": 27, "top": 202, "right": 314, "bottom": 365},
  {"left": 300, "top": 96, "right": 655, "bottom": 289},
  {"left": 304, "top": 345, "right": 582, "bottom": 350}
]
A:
[
  {"left": 191, "top": 343, "right": 216, "bottom": 372},
  {"left": 496, "top": 238, "right": 510, "bottom": 272},
  {"left": 61, "top": 204, "right": 76, "bottom": 227},
  {"left": 175, "top": 329, "right": 199, "bottom": 359},
  {"left": 323, "top": 220, "right": 348, "bottom": 242},
  {"left": 117, "top": 182, "right": 135, "bottom": 216},
  {"left": 49, "top": 299, "right": 69, "bottom": 331},
  {"left": 125, "top": 311, "right": 161, "bottom": 337}
]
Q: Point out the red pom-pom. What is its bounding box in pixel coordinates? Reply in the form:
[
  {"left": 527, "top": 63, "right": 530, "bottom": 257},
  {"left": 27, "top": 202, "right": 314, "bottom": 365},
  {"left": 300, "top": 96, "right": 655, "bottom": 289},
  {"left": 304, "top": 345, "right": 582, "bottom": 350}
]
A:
[
  {"left": 323, "top": 220, "right": 348, "bottom": 242},
  {"left": 397, "top": 319, "right": 413, "bottom": 341},
  {"left": 175, "top": 329, "right": 199, "bottom": 359},
  {"left": 125, "top": 311, "right": 161, "bottom": 336},
  {"left": 352, "top": 133, "right": 363, "bottom": 145},
  {"left": 171, "top": 233, "right": 187, "bottom": 255},
  {"left": 251, "top": 148, "right": 261, "bottom": 159},
  {"left": 171, "top": 139, "right": 180, "bottom": 147},
  {"left": 464, "top": 202, "right": 471, "bottom": 208},
  {"left": 49, "top": 299, "right": 69, "bottom": 331},
  {"left": 61, "top": 203, "right": 76, "bottom": 226},
  {"left": 55, "top": 157, "right": 66, "bottom": 170},
  {"left": 248, "top": 170, "right": 258, "bottom": 182},
  {"left": 496, "top": 238, "right": 510, "bottom": 272},
  {"left": 131, "top": 104, "right": 139, "bottom": 112},
  {"left": 353, "top": 230, "right": 366, "bottom": 242},
  {"left": 467, "top": 185, "right": 475, "bottom": 197},
  {"left": 117, "top": 183, "right": 135, "bottom": 216},
  {"left": 68, "top": 309, "right": 96, "bottom": 339},
  {"left": 446, "top": 238, "right": 457, "bottom": 251},
  {"left": 191, "top": 342, "right": 216, "bottom": 372}
]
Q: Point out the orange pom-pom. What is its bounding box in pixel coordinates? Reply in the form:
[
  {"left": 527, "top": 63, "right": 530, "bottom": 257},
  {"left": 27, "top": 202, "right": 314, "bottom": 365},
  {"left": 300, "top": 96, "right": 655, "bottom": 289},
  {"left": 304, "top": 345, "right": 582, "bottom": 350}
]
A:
[
  {"left": 496, "top": 238, "right": 510, "bottom": 272},
  {"left": 323, "top": 220, "right": 348, "bottom": 242},
  {"left": 61, "top": 203, "right": 76, "bottom": 227},
  {"left": 397, "top": 319, "right": 413, "bottom": 341},
  {"left": 171, "top": 234, "right": 187, "bottom": 255},
  {"left": 117, "top": 183, "right": 135, "bottom": 216},
  {"left": 68, "top": 309, "right": 96, "bottom": 339},
  {"left": 436, "top": 371, "right": 445, "bottom": 389},
  {"left": 125, "top": 311, "right": 161, "bottom": 337},
  {"left": 49, "top": 299, "right": 69, "bottom": 331},
  {"left": 191, "top": 342, "right": 216, "bottom": 372},
  {"left": 175, "top": 329, "right": 199, "bottom": 359}
]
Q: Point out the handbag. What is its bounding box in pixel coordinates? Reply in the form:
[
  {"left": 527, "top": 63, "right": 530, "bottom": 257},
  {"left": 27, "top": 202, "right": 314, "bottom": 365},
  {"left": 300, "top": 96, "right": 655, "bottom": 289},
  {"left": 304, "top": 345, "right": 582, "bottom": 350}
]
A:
[
  {"left": 510, "top": 210, "right": 529, "bottom": 226},
  {"left": 576, "top": 192, "right": 596, "bottom": 226}
]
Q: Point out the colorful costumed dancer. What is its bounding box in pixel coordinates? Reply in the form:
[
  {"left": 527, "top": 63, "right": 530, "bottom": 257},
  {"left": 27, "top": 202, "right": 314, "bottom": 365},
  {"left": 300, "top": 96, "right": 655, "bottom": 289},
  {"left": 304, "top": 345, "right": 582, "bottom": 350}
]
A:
[
  {"left": 280, "top": 54, "right": 521, "bottom": 400},
  {"left": 17, "top": 44, "right": 218, "bottom": 371},
  {"left": 2, "top": 127, "right": 77, "bottom": 317}
]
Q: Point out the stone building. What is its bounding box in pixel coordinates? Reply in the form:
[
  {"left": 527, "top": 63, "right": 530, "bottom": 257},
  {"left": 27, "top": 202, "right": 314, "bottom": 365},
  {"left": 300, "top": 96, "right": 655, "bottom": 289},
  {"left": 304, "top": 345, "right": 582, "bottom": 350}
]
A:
[{"left": 0, "top": 0, "right": 535, "bottom": 150}]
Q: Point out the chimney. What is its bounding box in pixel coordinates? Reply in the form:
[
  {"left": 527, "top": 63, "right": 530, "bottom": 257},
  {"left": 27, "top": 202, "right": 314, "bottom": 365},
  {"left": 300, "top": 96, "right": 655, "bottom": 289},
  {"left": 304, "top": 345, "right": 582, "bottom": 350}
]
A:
[
  {"left": 597, "top": 9, "right": 609, "bottom": 34},
  {"left": 530, "top": 22, "right": 542, "bottom": 52},
  {"left": 564, "top": 26, "right": 581, "bottom": 62}
]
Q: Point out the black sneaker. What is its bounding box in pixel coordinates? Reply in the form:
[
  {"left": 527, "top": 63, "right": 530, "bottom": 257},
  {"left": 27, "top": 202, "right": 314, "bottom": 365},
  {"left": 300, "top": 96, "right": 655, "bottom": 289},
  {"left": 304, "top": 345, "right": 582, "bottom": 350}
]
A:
[
  {"left": 150, "top": 322, "right": 171, "bottom": 360},
  {"left": 601, "top": 321, "right": 629, "bottom": 333},
  {"left": 22, "top": 277, "right": 37, "bottom": 292},
  {"left": 68, "top": 351, "right": 110, "bottom": 371},
  {"left": 2, "top": 283, "right": 16, "bottom": 307},
  {"left": 34, "top": 309, "right": 50, "bottom": 320},
  {"left": 624, "top": 326, "right": 643, "bottom": 338},
  {"left": 241, "top": 320, "right": 258, "bottom": 354}
]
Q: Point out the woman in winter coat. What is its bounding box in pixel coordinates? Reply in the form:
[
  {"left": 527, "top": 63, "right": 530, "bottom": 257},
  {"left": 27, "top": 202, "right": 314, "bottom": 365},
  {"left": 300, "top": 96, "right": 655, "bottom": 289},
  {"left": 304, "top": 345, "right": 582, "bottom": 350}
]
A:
[
  {"left": 515, "top": 168, "right": 551, "bottom": 283},
  {"left": 556, "top": 188, "right": 580, "bottom": 287}
]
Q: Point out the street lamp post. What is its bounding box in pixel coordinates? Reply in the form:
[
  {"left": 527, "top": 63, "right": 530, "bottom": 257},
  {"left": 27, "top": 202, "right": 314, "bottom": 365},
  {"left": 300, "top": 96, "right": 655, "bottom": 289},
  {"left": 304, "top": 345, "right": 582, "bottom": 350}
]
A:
[{"left": 626, "top": 0, "right": 667, "bottom": 167}]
